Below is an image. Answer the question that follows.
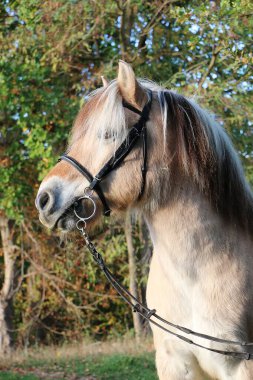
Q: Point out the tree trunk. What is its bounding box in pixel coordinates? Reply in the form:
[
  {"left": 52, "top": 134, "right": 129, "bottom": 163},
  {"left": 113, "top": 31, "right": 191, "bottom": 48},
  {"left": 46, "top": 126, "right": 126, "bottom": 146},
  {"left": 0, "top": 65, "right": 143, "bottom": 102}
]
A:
[
  {"left": 125, "top": 212, "right": 142, "bottom": 341},
  {"left": 139, "top": 216, "right": 153, "bottom": 335},
  {"left": 0, "top": 215, "right": 15, "bottom": 356}
]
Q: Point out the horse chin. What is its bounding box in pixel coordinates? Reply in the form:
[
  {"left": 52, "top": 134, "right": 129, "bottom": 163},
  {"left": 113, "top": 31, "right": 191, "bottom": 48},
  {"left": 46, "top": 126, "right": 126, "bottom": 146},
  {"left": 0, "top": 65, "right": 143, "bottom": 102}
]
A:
[
  {"left": 56, "top": 215, "right": 76, "bottom": 231},
  {"left": 55, "top": 203, "right": 101, "bottom": 233}
]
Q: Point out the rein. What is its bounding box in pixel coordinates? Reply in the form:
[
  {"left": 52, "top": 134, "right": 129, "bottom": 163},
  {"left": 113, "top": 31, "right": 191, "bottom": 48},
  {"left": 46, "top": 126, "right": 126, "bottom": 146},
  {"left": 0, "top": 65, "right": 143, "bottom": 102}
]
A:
[
  {"left": 77, "top": 221, "right": 253, "bottom": 361},
  {"left": 59, "top": 89, "right": 253, "bottom": 361}
]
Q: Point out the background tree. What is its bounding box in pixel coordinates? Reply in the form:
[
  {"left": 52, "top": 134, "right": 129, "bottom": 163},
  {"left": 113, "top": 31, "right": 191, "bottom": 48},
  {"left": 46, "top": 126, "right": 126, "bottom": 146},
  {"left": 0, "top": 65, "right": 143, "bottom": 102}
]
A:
[{"left": 0, "top": 0, "right": 252, "bottom": 351}]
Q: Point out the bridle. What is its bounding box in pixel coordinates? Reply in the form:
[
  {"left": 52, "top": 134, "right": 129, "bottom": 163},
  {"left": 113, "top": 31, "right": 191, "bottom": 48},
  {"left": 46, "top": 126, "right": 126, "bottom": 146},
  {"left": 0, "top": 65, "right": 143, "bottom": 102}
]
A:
[
  {"left": 59, "top": 89, "right": 152, "bottom": 217},
  {"left": 59, "top": 89, "right": 253, "bottom": 361}
]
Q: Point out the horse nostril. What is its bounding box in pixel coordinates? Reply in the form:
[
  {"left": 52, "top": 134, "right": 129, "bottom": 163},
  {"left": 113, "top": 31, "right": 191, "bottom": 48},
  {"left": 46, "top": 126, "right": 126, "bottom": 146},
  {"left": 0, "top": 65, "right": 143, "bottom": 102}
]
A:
[{"left": 38, "top": 192, "right": 51, "bottom": 211}]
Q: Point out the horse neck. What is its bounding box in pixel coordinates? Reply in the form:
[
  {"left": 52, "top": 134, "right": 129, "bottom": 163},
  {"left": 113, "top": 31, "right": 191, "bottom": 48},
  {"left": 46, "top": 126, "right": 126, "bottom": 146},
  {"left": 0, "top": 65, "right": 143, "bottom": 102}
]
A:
[{"left": 144, "top": 181, "right": 249, "bottom": 282}]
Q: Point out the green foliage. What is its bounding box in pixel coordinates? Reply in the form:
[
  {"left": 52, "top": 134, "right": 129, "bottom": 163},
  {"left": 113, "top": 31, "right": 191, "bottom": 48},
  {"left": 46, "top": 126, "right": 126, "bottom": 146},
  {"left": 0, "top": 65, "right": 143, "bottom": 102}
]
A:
[
  {"left": 0, "top": 375, "right": 38, "bottom": 380},
  {"left": 0, "top": 0, "right": 252, "bottom": 348}
]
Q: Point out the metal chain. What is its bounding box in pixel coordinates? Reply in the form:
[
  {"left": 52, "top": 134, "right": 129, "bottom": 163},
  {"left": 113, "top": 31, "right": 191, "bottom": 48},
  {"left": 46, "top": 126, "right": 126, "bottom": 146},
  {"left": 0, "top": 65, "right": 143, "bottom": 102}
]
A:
[{"left": 80, "top": 227, "right": 105, "bottom": 270}]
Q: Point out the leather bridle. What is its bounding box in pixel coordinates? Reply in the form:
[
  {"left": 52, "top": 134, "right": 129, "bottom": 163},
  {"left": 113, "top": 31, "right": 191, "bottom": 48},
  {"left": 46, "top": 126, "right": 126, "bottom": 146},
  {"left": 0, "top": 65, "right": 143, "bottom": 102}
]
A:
[
  {"left": 58, "top": 89, "right": 253, "bottom": 361},
  {"left": 59, "top": 89, "right": 152, "bottom": 216}
]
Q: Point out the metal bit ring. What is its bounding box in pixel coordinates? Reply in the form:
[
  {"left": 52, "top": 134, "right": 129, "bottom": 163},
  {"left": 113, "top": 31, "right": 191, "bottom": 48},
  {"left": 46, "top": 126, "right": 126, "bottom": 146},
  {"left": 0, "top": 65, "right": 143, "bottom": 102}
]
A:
[
  {"left": 76, "top": 219, "right": 87, "bottom": 231},
  {"left": 74, "top": 195, "right": 96, "bottom": 222}
]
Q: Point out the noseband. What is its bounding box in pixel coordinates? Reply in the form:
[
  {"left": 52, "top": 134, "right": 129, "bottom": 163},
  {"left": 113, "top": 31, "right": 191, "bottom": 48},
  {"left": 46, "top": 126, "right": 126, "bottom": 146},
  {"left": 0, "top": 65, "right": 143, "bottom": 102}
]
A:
[
  {"left": 58, "top": 88, "right": 253, "bottom": 361},
  {"left": 59, "top": 89, "right": 153, "bottom": 217}
]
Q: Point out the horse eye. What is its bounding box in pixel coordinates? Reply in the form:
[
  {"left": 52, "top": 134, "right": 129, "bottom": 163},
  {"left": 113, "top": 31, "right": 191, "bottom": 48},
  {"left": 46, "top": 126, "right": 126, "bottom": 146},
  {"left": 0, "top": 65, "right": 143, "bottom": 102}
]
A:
[
  {"left": 97, "top": 130, "right": 116, "bottom": 141},
  {"left": 104, "top": 131, "right": 111, "bottom": 140}
]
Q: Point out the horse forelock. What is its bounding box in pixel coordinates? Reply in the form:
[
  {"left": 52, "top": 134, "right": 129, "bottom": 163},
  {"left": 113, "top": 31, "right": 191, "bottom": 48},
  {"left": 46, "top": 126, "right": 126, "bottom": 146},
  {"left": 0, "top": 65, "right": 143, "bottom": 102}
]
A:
[
  {"left": 69, "top": 81, "right": 127, "bottom": 153},
  {"left": 69, "top": 79, "right": 162, "bottom": 150}
]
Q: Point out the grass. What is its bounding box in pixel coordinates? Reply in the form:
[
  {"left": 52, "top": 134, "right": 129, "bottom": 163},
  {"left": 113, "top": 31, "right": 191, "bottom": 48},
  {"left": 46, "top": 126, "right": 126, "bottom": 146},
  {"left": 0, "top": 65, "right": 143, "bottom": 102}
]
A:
[{"left": 0, "top": 338, "right": 158, "bottom": 380}]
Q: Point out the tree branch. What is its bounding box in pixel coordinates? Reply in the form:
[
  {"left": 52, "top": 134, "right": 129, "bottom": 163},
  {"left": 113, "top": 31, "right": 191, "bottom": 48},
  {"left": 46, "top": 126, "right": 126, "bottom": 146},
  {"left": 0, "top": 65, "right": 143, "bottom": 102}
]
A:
[{"left": 198, "top": 45, "right": 222, "bottom": 90}]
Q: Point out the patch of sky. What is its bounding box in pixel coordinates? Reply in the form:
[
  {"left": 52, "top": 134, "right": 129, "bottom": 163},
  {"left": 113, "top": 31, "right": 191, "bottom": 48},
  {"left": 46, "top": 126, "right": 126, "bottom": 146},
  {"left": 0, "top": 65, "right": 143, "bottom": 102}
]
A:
[
  {"left": 172, "top": 57, "right": 183, "bottom": 67},
  {"left": 134, "top": 23, "right": 142, "bottom": 33},
  {"left": 23, "top": 113, "right": 28, "bottom": 118},
  {"left": 115, "top": 16, "right": 121, "bottom": 28},
  {"left": 202, "top": 81, "right": 208, "bottom": 89},
  {"left": 146, "top": 32, "right": 153, "bottom": 50},
  {"left": 81, "top": 68, "right": 89, "bottom": 75},
  {"left": 103, "top": 34, "right": 113, "bottom": 42},
  {"left": 79, "top": 86, "right": 86, "bottom": 96},
  {"left": 238, "top": 81, "right": 252, "bottom": 92},
  {"left": 132, "top": 39, "right": 138, "bottom": 48},
  {"left": 130, "top": 27, "right": 138, "bottom": 45},
  {"left": 218, "top": 25, "right": 224, "bottom": 33},
  {"left": 187, "top": 56, "right": 192, "bottom": 62},
  {"left": 191, "top": 72, "right": 202, "bottom": 81},
  {"left": 12, "top": 113, "right": 20, "bottom": 121},
  {"left": 189, "top": 24, "right": 200, "bottom": 34},
  {"left": 6, "top": 6, "right": 15, "bottom": 16},
  {"left": 237, "top": 41, "right": 245, "bottom": 50},
  {"left": 190, "top": 14, "right": 199, "bottom": 22},
  {"left": 42, "top": 111, "right": 47, "bottom": 116},
  {"left": 223, "top": 68, "right": 231, "bottom": 75},
  {"left": 138, "top": 15, "right": 147, "bottom": 28},
  {"left": 83, "top": 94, "right": 89, "bottom": 101},
  {"left": 237, "top": 65, "right": 248, "bottom": 76},
  {"left": 161, "top": 20, "right": 170, "bottom": 27},
  {"left": 232, "top": 41, "right": 245, "bottom": 52},
  {"left": 161, "top": 36, "right": 167, "bottom": 48},
  {"left": 209, "top": 23, "right": 216, "bottom": 30}
]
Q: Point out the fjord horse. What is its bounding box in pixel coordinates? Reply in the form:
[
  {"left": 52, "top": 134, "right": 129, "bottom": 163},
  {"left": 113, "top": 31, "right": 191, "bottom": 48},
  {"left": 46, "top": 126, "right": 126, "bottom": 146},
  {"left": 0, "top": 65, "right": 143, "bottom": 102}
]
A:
[{"left": 36, "top": 61, "right": 253, "bottom": 379}]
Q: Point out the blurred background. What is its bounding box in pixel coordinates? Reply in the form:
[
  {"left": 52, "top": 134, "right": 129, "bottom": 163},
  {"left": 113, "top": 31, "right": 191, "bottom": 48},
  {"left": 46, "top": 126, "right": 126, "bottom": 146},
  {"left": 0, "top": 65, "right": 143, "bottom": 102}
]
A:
[{"left": 0, "top": 0, "right": 252, "bottom": 376}]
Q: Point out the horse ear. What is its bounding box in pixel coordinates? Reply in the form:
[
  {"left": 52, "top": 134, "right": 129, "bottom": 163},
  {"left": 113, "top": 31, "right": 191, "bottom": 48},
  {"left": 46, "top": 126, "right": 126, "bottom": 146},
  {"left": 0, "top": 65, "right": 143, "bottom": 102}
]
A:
[
  {"left": 117, "top": 60, "right": 147, "bottom": 110},
  {"left": 101, "top": 76, "right": 109, "bottom": 87}
]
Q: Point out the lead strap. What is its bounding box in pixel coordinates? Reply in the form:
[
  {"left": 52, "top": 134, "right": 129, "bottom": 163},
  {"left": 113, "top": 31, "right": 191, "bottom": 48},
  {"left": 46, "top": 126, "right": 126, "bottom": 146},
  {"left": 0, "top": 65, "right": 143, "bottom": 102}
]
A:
[{"left": 74, "top": 211, "right": 253, "bottom": 361}]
